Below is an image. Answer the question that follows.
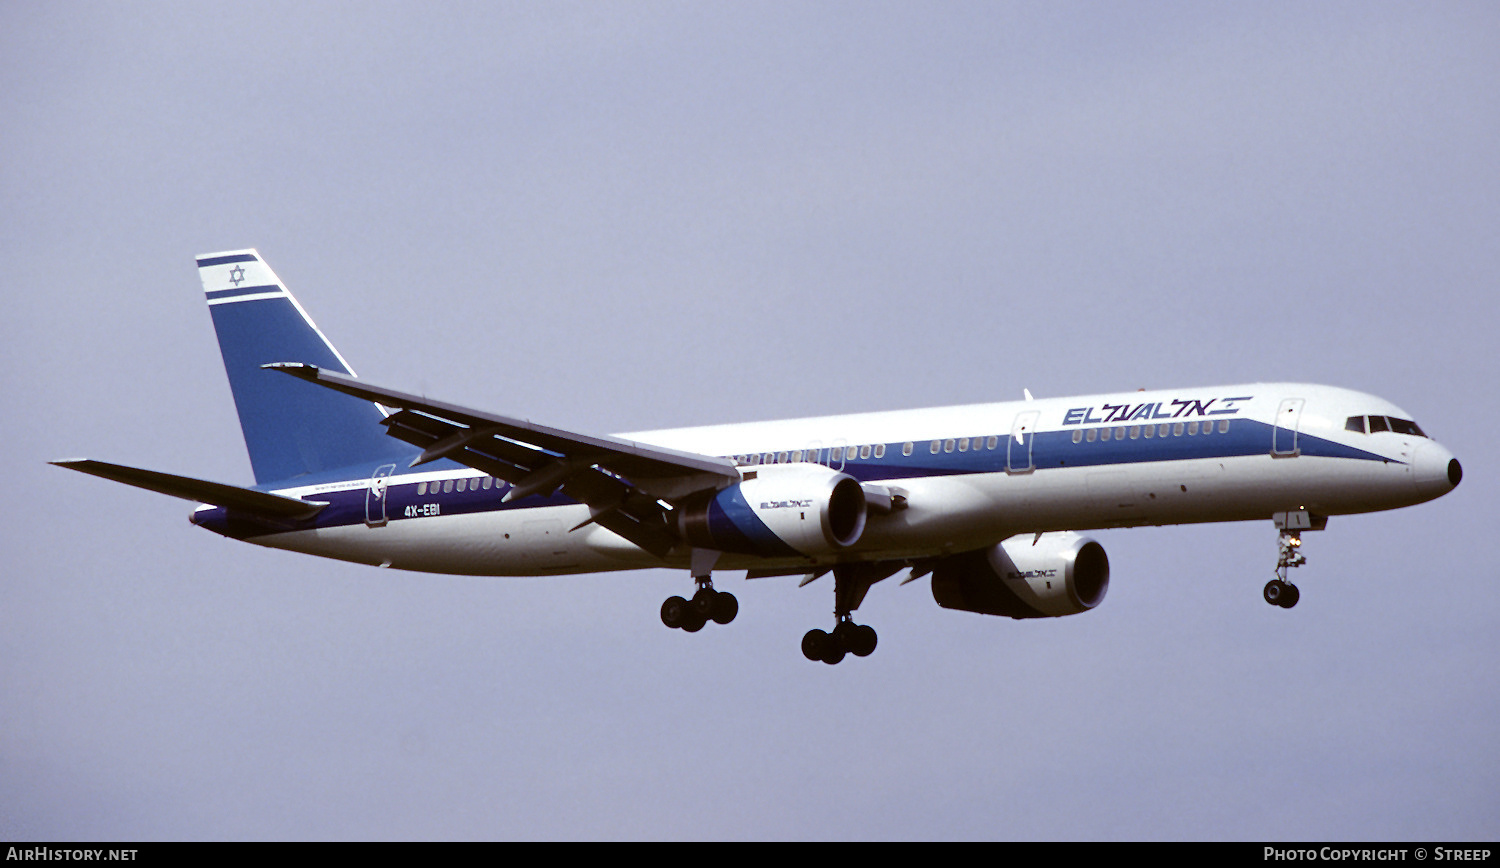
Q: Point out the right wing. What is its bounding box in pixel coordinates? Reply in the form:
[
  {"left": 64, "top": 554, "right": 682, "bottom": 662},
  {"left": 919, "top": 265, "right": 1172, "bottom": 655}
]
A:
[{"left": 267, "top": 363, "right": 741, "bottom": 557}]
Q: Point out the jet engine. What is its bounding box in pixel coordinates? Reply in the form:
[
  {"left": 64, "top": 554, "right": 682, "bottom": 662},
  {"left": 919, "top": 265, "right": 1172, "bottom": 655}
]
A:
[
  {"left": 677, "top": 464, "right": 867, "bottom": 557},
  {"left": 931, "top": 531, "right": 1109, "bottom": 618}
]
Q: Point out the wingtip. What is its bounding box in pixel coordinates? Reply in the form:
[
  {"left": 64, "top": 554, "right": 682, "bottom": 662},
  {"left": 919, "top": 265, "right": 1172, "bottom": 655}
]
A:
[{"left": 262, "top": 362, "right": 319, "bottom": 379}]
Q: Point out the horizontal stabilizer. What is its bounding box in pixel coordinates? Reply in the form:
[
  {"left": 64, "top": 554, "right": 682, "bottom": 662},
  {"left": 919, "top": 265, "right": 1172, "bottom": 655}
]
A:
[{"left": 51, "top": 459, "right": 326, "bottom": 520}]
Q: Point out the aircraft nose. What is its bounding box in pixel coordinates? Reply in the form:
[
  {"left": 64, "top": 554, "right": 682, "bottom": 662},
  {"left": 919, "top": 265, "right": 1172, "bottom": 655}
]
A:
[{"left": 1412, "top": 441, "right": 1461, "bottom": 499}]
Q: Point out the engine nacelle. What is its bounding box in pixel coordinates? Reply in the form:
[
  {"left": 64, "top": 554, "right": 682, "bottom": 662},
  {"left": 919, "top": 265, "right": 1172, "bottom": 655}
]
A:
[
  {"left": 931, "top": 531, "right": 1109, "bottom": 619},
  {"left": 677, "top": 464, "right": 867, "bottom": 557}
]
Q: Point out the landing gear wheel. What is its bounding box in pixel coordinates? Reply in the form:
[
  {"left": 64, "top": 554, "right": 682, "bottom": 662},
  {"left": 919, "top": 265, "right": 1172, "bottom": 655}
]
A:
[
  {"left": 802, "top": 629, "right": 830, "bottom": 662},
  {"left": 691, "top": 587, "right": 717, "bottom": 619},
  {"left": 710, "top": 591, "right": 738, "bottom": 625},
  {"left": 851, "top": 624, "right": 878, "bottom": 657},
  {"left": 799, "top": 628, "right": 847, "bottom": 663},
  {"left": 661, "top": 596, "right": 688, "bottom": 629},
  {"left": 1264, "top": 578, "right": 1302, "bottom": 609},
  {"left": 680, "top": 607, "right": 707, "bottom": 632}
]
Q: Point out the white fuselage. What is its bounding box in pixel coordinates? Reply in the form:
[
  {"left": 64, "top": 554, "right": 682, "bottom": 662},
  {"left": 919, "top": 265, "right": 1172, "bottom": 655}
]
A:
[{"left": 214, "top": 382, "right": 1457, "bottom": 577}]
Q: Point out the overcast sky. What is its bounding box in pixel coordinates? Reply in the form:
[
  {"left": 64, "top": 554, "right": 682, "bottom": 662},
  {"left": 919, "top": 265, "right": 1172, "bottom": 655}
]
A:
[{"left": 3, "top": 1, "right": 1497, "bottom": 841}]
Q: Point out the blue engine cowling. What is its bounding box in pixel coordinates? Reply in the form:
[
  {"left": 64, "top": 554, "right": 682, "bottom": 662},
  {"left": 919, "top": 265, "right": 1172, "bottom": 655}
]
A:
[
  {"left": 931, "top": 531, "right": 1109, "bottom": 618},
  {"left": 677, "top": 464, "right": 867, "bottom": 557}
]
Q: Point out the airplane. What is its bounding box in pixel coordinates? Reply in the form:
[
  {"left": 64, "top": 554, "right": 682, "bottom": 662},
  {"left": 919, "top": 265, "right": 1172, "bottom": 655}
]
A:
[{"left": 53, "top": 249, "right": 1464, "bottom": 664}]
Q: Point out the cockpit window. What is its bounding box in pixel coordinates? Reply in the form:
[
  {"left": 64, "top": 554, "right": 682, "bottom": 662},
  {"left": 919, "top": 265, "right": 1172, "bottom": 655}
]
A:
[
  {"left": 1387, "top": 417, "right": 1426, "bottom": 437},
  {"left": 1347, "top": 414, "right": 1427, "bottom": 438}
]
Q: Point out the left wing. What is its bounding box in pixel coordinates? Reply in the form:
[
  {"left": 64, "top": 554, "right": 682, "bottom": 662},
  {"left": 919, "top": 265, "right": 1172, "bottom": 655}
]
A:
[{"left": 267, "top": 363, "right": 740, "bottom": 557}]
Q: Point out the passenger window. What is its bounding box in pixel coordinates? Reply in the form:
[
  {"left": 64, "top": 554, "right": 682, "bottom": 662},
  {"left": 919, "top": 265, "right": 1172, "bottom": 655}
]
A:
[
  {"left": 902, "top": 442, "right": 913, "bottom": 456},
  {"left": 986, "top": 435, "right": 999, "bottom": 450},
  {"left": 1173, "top": 422, "right": 1184, "bottom": 437},
  {"left": 777, "top": 452, "right": 788, "bottom": 463},
  {"left": 1072, "top": 430, "right": 1083, "bottom": 443},
  {"left": 442, "top": 479, "right": 453, "bottom": 493},
  {"left": 944, "top": 439, "right": 955, "bottom": 453},
  {"left": 930, "top": 440, "right": 941, "bottom": 454},
  {"left": 1368, "top": 416, "right": 1390, "bottom": 434},
  {"left": 874, "top": 443, "right": 886, "bottom": 458},
  {"left": 417, "top": 482, "right": 427, "bottom": 495},
  {"left": 957, "top": 438, "right": 968, "bottom": 452},
  {"left": 1188, "top": 421, "right": 1199, "bottom": 435},
  {"left": 1129, "top": 426, "right": 1141, "bottom": 439},
  {"left": 1143, "top": 425, "right": 1154, "bottom": 439},
  {"left": 1085, "top": 428, "right": 1097, "bottom": 442},
  {"left": 1218, "top": 420, "right": 1230, "bottom": 434},
  {"left": 1100, "top": 428, "right": 1112, "bottom": 442},
  {"left": 483, "top": 477, "right": 493, "bottom": 490},
  {"left": 859, "top": 445, "right": 871, "bottom": 459}
]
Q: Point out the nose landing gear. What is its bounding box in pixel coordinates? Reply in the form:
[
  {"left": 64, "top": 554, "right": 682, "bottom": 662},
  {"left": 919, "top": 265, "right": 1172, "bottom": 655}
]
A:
[
  {"left": 1265, "top": 511, "right": 1324, "bottom": 609},
  {"left": 1264, "top": 529, "right": 1305, "bottom": 608}
]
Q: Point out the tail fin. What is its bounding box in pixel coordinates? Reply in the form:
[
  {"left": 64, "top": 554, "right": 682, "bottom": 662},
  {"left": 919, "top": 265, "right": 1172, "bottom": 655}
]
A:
[{"left": 197, "top": 249, "right": 417, "bottom": 484}]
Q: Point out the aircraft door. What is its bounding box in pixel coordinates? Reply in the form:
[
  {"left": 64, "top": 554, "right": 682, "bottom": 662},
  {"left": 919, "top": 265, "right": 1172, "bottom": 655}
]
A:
[
  {"left": 1007, "top": 411, "right": 1039, "bottom": 474},
  {"left": 366, "top": 464, "right": 396, "bottom": 527},
  {"left": 1272, "top": 398, "right": 1304, "bottom": 457}
]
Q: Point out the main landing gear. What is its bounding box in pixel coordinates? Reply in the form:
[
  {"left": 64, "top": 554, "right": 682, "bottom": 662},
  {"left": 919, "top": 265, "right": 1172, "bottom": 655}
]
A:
[
  {"left": 802, "top": 619, "right": 876, "bottom": 665},
  {"left": 801, "top": 562, "right": 900, "bottom": 665},
  {"left": 661, "top": 576, "right": 738, "bottom": 632},
  {"left": 661, "top": 549, "right": 737, "bottom": 633}
]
